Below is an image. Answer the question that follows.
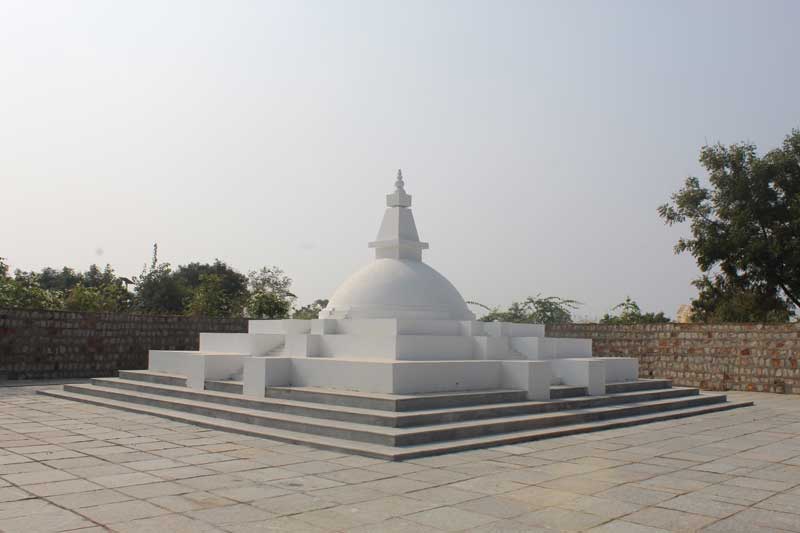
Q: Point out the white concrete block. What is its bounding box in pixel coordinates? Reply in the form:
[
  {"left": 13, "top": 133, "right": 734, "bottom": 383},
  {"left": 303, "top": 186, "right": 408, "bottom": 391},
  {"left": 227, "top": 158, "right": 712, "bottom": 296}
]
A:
[
  {"left": 203, "top": 353, "right": 245, "bottom": 381},
  {"left": 484, "top": 322, "right": 545, "bottom": 338},
  {"left": 596, "top": 357, "right": 639, "bottom": 382},
  {"left": 334, "top": 319, "right": 399, "bottom": 336},
  {"left": 247, "top": 320, "right": 285, "bottom": 334},
  {"left": 510, "top": 337, "right": 542, "bottom": 359},
  {"left": 551, "top": 338, "right": 593, "bottom": 358},
  {"left": 285, "top": 334, "right": 321, "bottom": 357},
  {"left": 317, "top": 334, "right": 397, "bottom": 359},
  {"left": 289, "top": 358, "right": 502, "bottom": 394},
  {"left": 398, "top": 319, "right": 461, "bottom": 335},
  {"left": 311, "top": 319, "right": 337, "bottom": 334},
  {"left": 552, "top": 358, "right": 606, "bottom": 395},
  {"left": 473, "top": 336, "right": 512, "bottom": 360},
  {"left": 392, "top": 361, "right": 502, "bottom": 394},
  {"left": 243, "top": 357, "right": 267, "bottom": 397},
  {"left": 396, "top": 335, "right": 474, "bottom": 360},
  {"left": 148, "top": 350, "right": 207, "bottom": 390},
  {"left": 244, "top": 357, "right": 292, "bottom": 395},
  {"left": 459, "top": 321, "right": 485, "bottom": 336},
  {"left": 291, "top": 358, "right": 395, "bottom": 393},
  {"left": 199, "top": 333, "right": 284, "bottom": 356},
  {"left": 265, "top": 357, "right": 292, "bottom": 386},
  {"left": 501, "top": 360, "right": 551, "bottom": 400},
  {"left": 282, "top": 319, "right": 312, "bottom": 334}
]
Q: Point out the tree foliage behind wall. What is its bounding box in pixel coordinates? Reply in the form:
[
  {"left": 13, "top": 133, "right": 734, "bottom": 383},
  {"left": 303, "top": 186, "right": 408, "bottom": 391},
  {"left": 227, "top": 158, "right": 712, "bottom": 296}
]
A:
[
  {"left": 659, "top": 129, "right": 800, "bottom": 322},
  {"left": 0, "top": 245, "right": 304, "bottom": 319},
  {"left": 600, "top": 297, "right": 671, "bottom": 325},
  {"left": 470, "top": 295, "right": 580, "bottom": 324}
]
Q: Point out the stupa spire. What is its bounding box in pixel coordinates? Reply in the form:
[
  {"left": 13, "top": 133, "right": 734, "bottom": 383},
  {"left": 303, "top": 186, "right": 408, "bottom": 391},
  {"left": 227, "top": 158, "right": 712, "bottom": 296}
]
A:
[
  {"left": 395, "top": 169, "right": 405, "bottom": 191},
  {"left": 370, "top": 169, "right": 429, "bottom": 261},
  {"left": 386, "top": 168, "right": 412, "bottom": 208}
]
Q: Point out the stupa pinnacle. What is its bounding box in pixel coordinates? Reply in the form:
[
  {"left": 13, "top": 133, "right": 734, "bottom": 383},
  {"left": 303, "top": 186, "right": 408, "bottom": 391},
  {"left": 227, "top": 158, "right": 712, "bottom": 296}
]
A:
[{"left": 319, "top": 170, "right": 472, "bottom": 320}]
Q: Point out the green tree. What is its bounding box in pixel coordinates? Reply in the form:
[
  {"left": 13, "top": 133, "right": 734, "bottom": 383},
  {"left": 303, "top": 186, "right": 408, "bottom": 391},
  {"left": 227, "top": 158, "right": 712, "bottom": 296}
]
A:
[
  {"left": 471, "top": 294, "right": 580, "bottom": 324},
  {"left": 186, "top": 273, "right": 241, "bottom": 318},
  {"left": 133, "top": 245, "right": 190, "bottom": 314},
  {"left": 246, "top": 267, "right": 296, "bottom": 319},
  {"left": 600, "top": 297, "right": 670, "bottom": 324},
  {"left": 63, "top": 282, "right": 132, "bottom": 312},
  {"left": 174, "top": 260, "right": 248, "bottom": 311},
  {"left": 658, "top": 130, "right": 800, "bottom": 322},
  {"left": 0, "top": 259, "right": 64, "bottom": 310},
  {"left": 293, "top": 299, "right": 329, "bottom": 319},
  {"left": 27, "top": 266, "right": 82, "bottom": 291},
  {"left": 690, "top": 276, "right": 791, "bottom": 323}
]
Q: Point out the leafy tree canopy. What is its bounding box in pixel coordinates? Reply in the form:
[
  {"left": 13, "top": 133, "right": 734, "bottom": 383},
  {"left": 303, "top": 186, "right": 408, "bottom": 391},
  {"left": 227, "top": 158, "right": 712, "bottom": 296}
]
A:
[
  {"left": 2, "top": 258, "right": 132, "bottom": 312},
  {"left": 600, "top": 297, "right": 670, "bottom": 325},
  {"left": 133, "top": 246, "right": 190, "bottom": 314},
  {"left": 471, "top": 294, "right": 580, "bottom": 324},
  {"left": 246, "top": 267, "right": 296, "bottom": 319},
  {"left": 175, "top": 260, "right": 248, "bottom": 305},
  {"left": 186, "top": 273, "right": 242, "bottom": 318},
  {"left": 658, "top": 130, "right": 800, "bottom": 322},
  {"left": 293, "top": 299, "right": 329, "bottom": 320}
]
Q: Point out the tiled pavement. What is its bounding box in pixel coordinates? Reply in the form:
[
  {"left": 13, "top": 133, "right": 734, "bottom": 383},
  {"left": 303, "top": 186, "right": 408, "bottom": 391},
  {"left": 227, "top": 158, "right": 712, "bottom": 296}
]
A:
[{"left": 1, "top": 385, "right": 799, "bottom": 532}]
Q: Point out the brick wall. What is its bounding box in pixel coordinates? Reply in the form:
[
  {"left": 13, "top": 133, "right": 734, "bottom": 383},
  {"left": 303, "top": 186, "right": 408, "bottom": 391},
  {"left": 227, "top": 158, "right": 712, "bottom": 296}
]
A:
[
  {"left": 0, "top": 309, "right": 248, "bottom": 380},
  {"left": 547, "top": 323, "right": 800, "bottom": 394}
]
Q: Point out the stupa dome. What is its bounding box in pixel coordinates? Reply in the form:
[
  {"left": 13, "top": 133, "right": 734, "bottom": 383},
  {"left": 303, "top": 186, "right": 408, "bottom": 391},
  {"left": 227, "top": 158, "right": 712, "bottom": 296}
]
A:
[
  {"left": 323, "top": 258, "right": 473, "bottom": 320},
  {"left": 320, "top": 170, "right": 475, "bottom": 321}
]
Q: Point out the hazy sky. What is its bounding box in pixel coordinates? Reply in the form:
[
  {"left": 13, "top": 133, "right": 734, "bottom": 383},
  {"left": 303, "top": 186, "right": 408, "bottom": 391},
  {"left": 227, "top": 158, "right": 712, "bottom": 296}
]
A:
[{"left": 2, "top": 0, "right": 799, "bottom": 319}]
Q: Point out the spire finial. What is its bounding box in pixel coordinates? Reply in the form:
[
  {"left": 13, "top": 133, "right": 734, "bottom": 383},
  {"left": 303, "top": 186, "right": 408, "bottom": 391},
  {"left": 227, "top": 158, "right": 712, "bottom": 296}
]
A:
[
  {"left": 395, "top": 169, "right": 405, "bottom": 192},
  {"left": 386, "top": 168, "right": 411, "bottom": 208}
]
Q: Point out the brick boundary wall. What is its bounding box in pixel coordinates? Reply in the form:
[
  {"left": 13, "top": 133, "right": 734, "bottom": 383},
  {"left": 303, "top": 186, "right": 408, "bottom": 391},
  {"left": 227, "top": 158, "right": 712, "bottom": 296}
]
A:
[
  {"left": 0, "top": 309, "right": 248, "bottom": 380},
  {"left": 546, "top": 323, "right": 800, "bottom": 394}
]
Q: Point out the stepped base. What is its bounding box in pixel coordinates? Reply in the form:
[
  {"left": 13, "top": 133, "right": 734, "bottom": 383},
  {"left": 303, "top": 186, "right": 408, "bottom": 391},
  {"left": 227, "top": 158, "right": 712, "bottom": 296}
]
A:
[{"left": 38, "top": 370, "right": 753, "bottom": 460}]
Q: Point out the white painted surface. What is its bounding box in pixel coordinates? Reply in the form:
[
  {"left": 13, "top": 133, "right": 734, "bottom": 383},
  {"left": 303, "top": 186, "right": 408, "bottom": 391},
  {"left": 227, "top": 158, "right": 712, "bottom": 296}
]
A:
[
  {"left": 203, "top": 353, "right": 245, "bottom": 381},
  {"left": 596, "top": 357, "right": 639, "bottom": 382},
  {"left": 242, "top": 357, "right": 266, "bottom": 397},
  {"left": 501, "top": 360, "right": 552, "bottom": 400},
  {"left": 317, "top": 334, "right": 397, "bottom": 359},
  {"left": 148, "top": 350, "right": 206, "bottom": 390},
  {"left": 474, "top": 336, "right": 514, "bottom": 360},
  {"left": 290, "top": 358, "right": 395, "bottom": 393},
  {"left": 265, "top": 357, "right": 292, "bottom": 386},
  {"left": 552, "top": 358, "right": 606, "bottom": 395},
  {"left": 199, "top": 333, "right": 283, "bottom": 356},
  {"left": 288, "top": 358, "right": 502, "bottom": 394},
  {"left": 484, "top": 323, "right": 545, "bottom": 338},
  {"left": 396, "top": 335, "right": 474, "bottom": 360},
  {"left": 285, "top": 334, "right": 321, "bottom": 357},
  {"left": 392, "top": 360, "right": 502, "bottom": 394}
]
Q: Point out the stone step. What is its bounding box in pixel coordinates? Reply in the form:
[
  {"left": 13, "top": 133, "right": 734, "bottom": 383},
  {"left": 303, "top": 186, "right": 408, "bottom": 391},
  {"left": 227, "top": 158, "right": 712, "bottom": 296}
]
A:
[
  {"left": 60, "top": 382, "right": 730, "bottom": 447},
  {"left": 204, "top": 380, "right": 243, "bottom": 394},
  {"left": 37, "top": 387, "right": 754, "bottom": 460},
  {"left": 549, "top": 385, "right": 587, "bottom": 398},
  {"left": 118, "top": 370, "right": 186, "bottom": 387},
  {"left": 266, "top": 386, "right": 529, "bottom": 411},
  {"left": 89, "top": 377, "right": 701, "bottom": 428},
  {"left": 606, "top": 379, "right": 671, "bottom": 393}
]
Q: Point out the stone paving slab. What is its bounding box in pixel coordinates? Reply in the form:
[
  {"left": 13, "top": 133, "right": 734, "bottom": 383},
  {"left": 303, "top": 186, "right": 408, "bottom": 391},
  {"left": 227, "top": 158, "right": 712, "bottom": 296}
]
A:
[{"left": 0, "top": 384, "right": 799, "bottom": 531}]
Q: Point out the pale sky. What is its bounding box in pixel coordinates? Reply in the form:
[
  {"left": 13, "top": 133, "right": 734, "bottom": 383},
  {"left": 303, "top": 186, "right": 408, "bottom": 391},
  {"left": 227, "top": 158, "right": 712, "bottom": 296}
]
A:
[{"left": 2, "top": 0, "right": 799, "bottom": 319}]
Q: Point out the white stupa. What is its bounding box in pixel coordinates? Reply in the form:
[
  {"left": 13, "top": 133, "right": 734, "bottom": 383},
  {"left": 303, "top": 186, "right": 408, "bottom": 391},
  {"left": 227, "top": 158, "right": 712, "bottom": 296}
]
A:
[
  {"left": 145, "top": 170, "right": 639, "bottom": 398},
  {"left": 46, "top": 170, "right": 747, "bottom": 460}
]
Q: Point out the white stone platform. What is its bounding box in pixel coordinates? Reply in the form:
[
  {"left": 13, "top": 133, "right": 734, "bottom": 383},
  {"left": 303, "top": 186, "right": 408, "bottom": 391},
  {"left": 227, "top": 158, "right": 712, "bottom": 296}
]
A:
[{"left": 148, "top": 317, "right": 639, "bottom": 400}]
